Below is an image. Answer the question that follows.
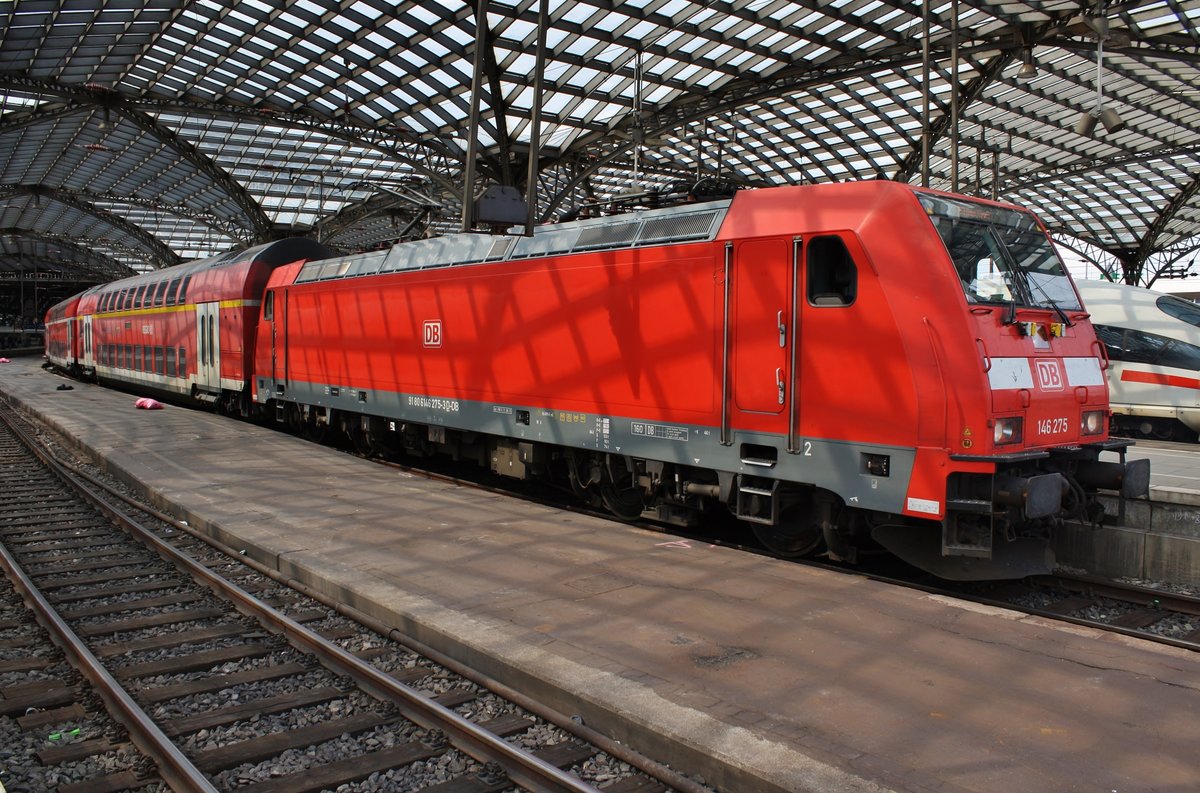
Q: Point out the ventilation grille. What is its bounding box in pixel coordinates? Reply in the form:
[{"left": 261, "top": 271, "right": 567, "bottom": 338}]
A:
[
  {"left": 638, "top": 211, "right": 721, "bottom": 244},
  {"left": 295, "top": 200, "right": 731, "bottom": 283},
  {"left": 574, "top": 221, "right": 640, "bottom": 250}
]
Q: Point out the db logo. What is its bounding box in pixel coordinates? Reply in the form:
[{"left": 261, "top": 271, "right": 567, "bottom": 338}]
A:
[
  {"left": 423, "top": 320, "right": 442, "bottom": 348},
  {"left": 1034, "top": 359, "right": 1063, "bottom": 391}
]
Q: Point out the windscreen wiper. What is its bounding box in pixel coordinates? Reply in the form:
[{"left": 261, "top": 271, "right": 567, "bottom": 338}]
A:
[{"left": 1024, "top": 271, "right": 1075, "bottom": 328}]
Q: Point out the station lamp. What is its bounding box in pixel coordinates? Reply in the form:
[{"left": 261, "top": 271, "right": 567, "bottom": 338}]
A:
[
  {"left": 1015, "top": 48, "right": 1038, "bottom": 82},
  {"left": 1076, "top": 11, "right": 1125, "bottom": 136}
]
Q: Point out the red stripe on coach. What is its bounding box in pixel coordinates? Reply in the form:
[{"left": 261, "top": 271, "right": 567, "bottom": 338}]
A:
[{"left": 1120, "top": 370, "right": 1200, "bottom": 390}]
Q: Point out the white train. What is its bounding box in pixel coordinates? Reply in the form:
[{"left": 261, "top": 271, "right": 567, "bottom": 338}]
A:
[{"left": 1075, "top": 279, "right": 1200, "bottom": 441}]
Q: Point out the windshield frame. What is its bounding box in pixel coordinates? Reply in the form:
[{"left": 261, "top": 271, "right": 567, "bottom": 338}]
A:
[{"left": 917, "top": 192, "right": 1082, "bottom": 312}]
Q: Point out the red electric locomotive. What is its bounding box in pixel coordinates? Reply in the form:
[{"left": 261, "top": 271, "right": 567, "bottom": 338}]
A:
[
  {"left": 251, "top": 181, "right": 1148, "bottom": 579},
  {"left": 46, "top": 238, "right": 331, "bottom": 412}
]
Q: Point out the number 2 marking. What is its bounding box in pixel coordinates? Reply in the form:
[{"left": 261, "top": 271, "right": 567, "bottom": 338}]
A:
[{"left": 803, "top": 440, "right": 813, "bottom": 457}]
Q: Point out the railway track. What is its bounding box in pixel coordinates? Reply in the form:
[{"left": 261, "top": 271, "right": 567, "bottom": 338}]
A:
[
  {"left": 964, "top": 573, "right": 1200, "bottom": 651},
  {"left": 0, "top": 403, "right": 703, "bottom": 793}
]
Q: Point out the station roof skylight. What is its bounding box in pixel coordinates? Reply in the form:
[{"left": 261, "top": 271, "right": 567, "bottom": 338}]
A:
[{"left": 1, "top": 0, "right": 1198, "bottom": 286}]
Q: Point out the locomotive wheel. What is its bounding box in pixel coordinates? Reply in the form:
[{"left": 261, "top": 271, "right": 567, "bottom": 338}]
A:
[
  {"left": 350, "top": 427, "right": 375, "bottom": 456},
  {"left": 301, "top": 419, "right": 328, "bottom": 444},
  {"left": 752, "top": 498, "right": 825, "bottom": 558},
  {"left": 601, "top": 483, "right": 644, "bottom": 521},
  {"left": 600, "top": 454, "right": 645, "bottom": 522}
]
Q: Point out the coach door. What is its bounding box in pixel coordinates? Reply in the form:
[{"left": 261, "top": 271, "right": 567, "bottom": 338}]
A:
[
  {"left": 81, "top": 315, "right": 94, "bottom": 368},
  {"left": 724, "top": 238, "right": 798, "bottom": 448},
  {"left": 196, "top": 302, "right": 221, "bottom": 389}
]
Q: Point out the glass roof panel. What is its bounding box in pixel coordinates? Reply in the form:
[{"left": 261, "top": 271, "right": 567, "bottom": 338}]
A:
[{"left": 0, "top": 0, "right": 1197, "bottom": 287}]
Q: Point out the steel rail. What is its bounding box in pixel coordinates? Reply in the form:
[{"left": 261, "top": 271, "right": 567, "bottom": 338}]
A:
[
  {"left": 1041, "top": 572, "right": 1200, "bottom": 617},
  {"left": 42, "top": 448, "right": 713, "bottom": 793},
  {"left": 0, "top": 416, "right": 218, "bottom": 793},
  {"left": 3, "top": 397, "right": 709, "bottom": 793},
  {"left": 1, "top": 404, "right": 605, "bottom": 793}
]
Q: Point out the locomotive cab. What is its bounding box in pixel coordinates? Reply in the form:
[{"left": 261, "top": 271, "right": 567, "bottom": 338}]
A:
[{"left": 867, "top": 192, "right": 1150, "bottom": 578}]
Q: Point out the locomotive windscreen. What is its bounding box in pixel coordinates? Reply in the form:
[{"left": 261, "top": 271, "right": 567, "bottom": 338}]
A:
[{"left": 918, "top": 193, "right": 1081, "bottom": 312}]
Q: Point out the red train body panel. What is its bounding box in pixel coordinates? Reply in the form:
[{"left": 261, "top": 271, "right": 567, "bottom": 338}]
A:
[
  {"left": 46, "top": 239, "right": 331, "bottom": 409},
  {"left": 44, "top": 294, "right": 81, "bottom": 370},
  {"left": 49, "top": 182, "right": 1148, "bottom": 579}
]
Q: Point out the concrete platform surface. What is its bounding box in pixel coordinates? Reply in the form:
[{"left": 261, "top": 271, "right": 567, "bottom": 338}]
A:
[
  {"left": 2, "top": 358, "right": 1198, "bottom": 793},
  {"left": 1125, "top": 439, "right": 1200, "bottom": 501}
]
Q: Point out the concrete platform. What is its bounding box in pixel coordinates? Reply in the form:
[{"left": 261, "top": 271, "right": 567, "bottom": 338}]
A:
[
  {"left": 1062, "top": 441, "right": 1200, "bottom": 585},
  {"left": 2, "top": 358, "right": 1199, "bottom": 793}
]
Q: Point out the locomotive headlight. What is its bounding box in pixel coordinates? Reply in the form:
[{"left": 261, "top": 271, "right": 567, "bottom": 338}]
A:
[
  {"left": 993, "top": 417, "right": 1023, "bottom": 446},
  {"left": 1081, "top": 410, "right": 1105, "bottom": 436}
]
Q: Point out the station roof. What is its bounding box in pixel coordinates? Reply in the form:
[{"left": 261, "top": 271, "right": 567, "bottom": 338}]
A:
[{"left": 1, "top": 0, "right": 1198, "bottom": 290}]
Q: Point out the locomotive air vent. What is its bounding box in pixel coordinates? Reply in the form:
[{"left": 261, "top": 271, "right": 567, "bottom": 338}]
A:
[
  {"left": 637, "top": 210, "right": 721, "bottom": 244},
  {"left": 574, "top": 221, "right": 640, "bottom": 250}
]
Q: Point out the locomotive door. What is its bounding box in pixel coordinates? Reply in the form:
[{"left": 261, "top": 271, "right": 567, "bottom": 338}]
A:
[
  {"left": 727, "top": 237, "right": 795, "bottom": 429},
  {"left": 195, "top": 302, "right": 221, "bottom": 389},
  {"left": 268, "top": 288, "right": 287, "bottom": 390}
]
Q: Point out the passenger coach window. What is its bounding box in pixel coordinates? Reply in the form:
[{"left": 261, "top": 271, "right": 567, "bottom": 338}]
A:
[
  {"left": 165, "top": 278, "right": 182, "bottom": 306},
  {"left": 807, "top": 235, "right": 857, "bottom": 306},
  {"left": 1157, "top": 295, "right": 1200, "bottom": 328},
  {"left": 177, "top": 275, "right": 192, "bottom": 304},
  {"left": 166, "top": 347, "right": 176, "bottom": 377},
  {"left": 1095, "top": 324, "right": 1200, "bottom": 372}
]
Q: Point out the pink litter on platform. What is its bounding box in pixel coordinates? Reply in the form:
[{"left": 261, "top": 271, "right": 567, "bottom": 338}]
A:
[
  {"left": 135, "top": 397, "right": 164, "bottom": 410},
  {"left": 0, "top": 358, "right": 10, "bottom": 363}
]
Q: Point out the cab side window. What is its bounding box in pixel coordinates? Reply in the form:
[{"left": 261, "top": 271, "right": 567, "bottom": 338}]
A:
[{"left": 807, "top": 235, "right": 857, "bottom": 307}]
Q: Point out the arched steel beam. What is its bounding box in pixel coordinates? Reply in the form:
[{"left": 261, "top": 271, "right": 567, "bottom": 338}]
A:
[
  {"left": 0, "top": 229, "right": 137, "bottom": 280},
  {"left": 0, "top": 185, "right": 181, "bottom": 267},
  {"left": 1144, "top": 241, "right": 1200, "bottom": 288},
  {"left": 893, "top": 51, "right": 1016, "bottom": 184},
  {"left": 318, "top": 183, "right": 445, "bottom": 240},
  {"left": 1135, "top": 170, "right": 1200, "bottom": 263},
  {"left": 534, "top": 35, "right": 1012, "bottom": 217},
  {"left": 1050, "top": 234, "right": 1121, "bottom": 281},
  {"left": 535, "top": 12, "right": 1192, "bottom": 214},
  {"left": 0, "top": 100, "right": 78, "bottom": 134},
  {"left": 0, "top": 80, "right": 274, "bottom": 242},
  {"left": 0, "top": 76, "right": 465, "bottom": 198},
  {"left": 106, "top": 102, "right": 275, "bottom": 243},
  {"left": 0, "top": 180, "right": 246, "bottom": 241},
  {"left": 78, "top": 192, "right": 245, "bottom": 241},
  {"left": 1007, "top": 144, "right": 1200, "bottom": 191}
]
